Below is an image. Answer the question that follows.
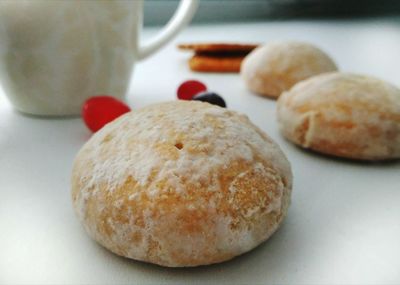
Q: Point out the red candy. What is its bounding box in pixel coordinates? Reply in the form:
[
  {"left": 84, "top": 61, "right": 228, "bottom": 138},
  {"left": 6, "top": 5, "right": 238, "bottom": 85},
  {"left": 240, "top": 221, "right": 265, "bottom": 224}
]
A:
[
  {"left": 177, "top": 80, "right": 207, "bottom": 100},
  {"left": 82, "top": 96, "right": 131, "bottom": 132}
]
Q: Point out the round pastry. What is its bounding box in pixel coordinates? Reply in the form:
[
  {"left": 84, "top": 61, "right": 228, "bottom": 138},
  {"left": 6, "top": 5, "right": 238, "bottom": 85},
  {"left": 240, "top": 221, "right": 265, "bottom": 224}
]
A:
[
  {"left": 277, "top": 72, "right": 400, "bottom": 160},
  {"left": 241, "top": 41, "right": 338, "bottom": 98},
  {"left": 71, "top": 101, "right": 292, "bottom": 267}
]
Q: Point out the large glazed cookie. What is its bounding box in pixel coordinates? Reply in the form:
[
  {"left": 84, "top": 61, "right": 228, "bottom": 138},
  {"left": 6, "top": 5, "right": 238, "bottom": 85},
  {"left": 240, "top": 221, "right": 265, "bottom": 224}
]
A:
[
  {"left": 277, "top": 72, "right": 400, "bottom": 160},
  {"left": 72, "top": 101, "right": 293, "bottom": 267}
]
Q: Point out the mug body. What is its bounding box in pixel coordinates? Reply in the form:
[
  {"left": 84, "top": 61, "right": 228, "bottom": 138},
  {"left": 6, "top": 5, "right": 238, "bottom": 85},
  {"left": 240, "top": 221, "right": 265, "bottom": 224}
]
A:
[{"left": 0, "top": 0, "right": 142, "bottom": 116}]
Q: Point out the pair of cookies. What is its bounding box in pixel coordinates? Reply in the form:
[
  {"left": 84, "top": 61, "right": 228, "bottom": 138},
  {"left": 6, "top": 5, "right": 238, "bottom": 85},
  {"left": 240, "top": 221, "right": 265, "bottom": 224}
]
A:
[{"left": 239, "top": 41, "right": 400, "bottom": 161}]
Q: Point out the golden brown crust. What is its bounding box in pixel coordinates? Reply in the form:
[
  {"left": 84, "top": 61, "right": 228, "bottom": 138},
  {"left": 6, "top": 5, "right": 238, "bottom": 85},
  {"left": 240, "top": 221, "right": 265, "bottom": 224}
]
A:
[
  {"left": 277, "top": 72, "right": 400, "bottom": 160},
  {"left": 72, "top": 101, "right": 293, "bottom": 267},
  {"left": 189, "top": 55, "right": 244, "bottom": 73}
]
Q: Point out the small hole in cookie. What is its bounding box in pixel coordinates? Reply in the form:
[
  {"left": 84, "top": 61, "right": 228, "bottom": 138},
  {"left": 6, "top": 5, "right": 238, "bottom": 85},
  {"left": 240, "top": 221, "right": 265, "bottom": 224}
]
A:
[{"left": 174, "top": 142, "right": 183, "bottom": 150}]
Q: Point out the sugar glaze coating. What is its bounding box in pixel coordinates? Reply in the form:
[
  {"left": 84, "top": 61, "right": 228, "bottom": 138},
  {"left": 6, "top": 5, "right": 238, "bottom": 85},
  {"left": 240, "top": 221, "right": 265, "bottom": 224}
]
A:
[
  {"left": 72, "top": 101, "right": 293, "bottom": 267},
  {"left": 277, "top": 72, "right": 400, "bottom": 160}
]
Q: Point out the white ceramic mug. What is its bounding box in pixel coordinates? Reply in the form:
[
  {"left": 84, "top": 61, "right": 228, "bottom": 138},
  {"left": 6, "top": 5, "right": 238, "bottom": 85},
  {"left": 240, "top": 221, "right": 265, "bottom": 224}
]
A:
[{"left": 0, "top": 0, "right": 198, "bottom": 116}]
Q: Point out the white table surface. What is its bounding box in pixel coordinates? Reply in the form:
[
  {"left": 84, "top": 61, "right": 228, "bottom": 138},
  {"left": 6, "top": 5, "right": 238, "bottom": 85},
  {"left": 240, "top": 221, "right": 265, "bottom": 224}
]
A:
[{"left": 1, "top": 18, "right": 400, "bottom": 284}]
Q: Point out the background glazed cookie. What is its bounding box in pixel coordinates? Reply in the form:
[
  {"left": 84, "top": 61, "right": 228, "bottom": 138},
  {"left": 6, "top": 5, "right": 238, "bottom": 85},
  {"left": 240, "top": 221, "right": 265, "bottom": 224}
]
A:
[
  {"left": 241, "top": 41, "right": 338, "bottom": 98},
  {"left": 72, "top": 101, "right": 293, "bottom": 267},
  {"left": 277, "top": 72, "right": 400, "bottom": 160}
]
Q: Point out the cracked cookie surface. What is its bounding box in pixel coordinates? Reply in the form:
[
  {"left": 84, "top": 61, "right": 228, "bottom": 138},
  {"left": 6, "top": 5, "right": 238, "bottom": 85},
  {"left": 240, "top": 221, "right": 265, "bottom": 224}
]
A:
[
  {"left": 72, "top": 101, "right": 293, "bottom": 267},
  {"left": 277, "top": 72, "right": 400, "bottom": 160}
]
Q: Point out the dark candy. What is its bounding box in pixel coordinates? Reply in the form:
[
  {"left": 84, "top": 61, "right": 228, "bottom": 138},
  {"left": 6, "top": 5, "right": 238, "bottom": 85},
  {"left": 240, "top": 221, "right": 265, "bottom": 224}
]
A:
[{"left": 192, "top": 91, "right": 226, "bottom": 108}]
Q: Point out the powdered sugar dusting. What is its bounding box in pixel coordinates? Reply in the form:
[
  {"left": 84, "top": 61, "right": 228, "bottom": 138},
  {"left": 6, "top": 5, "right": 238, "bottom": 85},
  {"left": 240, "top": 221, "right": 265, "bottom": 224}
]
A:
[
  {"left": 77, "top": 101, "right": 290, "bottom": 198},
  {"left": 72, "top": 100, "right": 292, "bottom": 266},
  {"left": 241, "top": 41, "right": 337, "bottom": 97},
  {"left": 277, "top": 72, "right": 400, "bottom": 159}
]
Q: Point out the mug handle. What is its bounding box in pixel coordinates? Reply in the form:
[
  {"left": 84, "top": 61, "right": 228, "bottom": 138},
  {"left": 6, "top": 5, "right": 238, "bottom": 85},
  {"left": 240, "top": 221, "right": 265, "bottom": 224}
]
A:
[{"left": 137, "top": 0, "right": 199, "bottom": 60}]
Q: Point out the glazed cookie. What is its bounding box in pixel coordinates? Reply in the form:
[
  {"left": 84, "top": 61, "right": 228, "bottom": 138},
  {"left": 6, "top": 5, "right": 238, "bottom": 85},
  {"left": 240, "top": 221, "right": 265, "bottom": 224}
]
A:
[
  {"left": 277, "top": 72, "right": 400, "bottom": 160},
  {"left": 241, "top": 41, "right": 338, "bottom": 98},
  {"left": 72, "top": 101, "right": 292, "bottom": 267}
]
